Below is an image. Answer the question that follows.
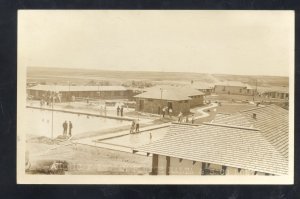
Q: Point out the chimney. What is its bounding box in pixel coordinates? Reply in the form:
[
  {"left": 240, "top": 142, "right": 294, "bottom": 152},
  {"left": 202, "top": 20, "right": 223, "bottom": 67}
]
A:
[{"left": 252, "top": 113, "right": 257, "bottom": 119}]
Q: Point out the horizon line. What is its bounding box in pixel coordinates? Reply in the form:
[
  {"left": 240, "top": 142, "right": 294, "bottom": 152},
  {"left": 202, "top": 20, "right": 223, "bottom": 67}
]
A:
[{"left": 27, "top": 66, "right": 289, "bottom": 78}]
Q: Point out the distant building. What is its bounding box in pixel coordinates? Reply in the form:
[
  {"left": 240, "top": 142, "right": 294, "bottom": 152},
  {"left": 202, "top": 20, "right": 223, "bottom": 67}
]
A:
[
  {"left": 214, "top": 81, "right": 256, "bottom": 96},
  {"left": 27, "top": 85, "right": 133, "bottom": 102},
  {"left": 26, "top": 81, "right": 38, "bottom": 88},
  {"left": 257, "top": 86, "right": 289, "bottom": 100},
  {"left": 191, "top": 82, "right": 214, "bottom": 95},
  {"left": 135, "top": 105, "right": 288, "bottom": 176},
  {"left": 133, "top": 86, "right": 204, "bottom": 115}
]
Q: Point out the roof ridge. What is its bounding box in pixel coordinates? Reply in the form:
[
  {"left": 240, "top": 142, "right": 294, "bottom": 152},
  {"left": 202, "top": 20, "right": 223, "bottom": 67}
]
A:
[{"left": 203, "top": 122, "right": 259, "bottom": 131}]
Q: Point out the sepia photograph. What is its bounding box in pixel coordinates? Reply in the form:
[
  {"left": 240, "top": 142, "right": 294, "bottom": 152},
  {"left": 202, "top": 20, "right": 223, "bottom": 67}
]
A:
[{"left": 17, "top": 10, "right": 294, "bottom": 184}]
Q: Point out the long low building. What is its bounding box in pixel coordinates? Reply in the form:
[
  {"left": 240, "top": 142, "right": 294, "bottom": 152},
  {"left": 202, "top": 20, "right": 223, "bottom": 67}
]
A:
[
  {"left": 257, "top": 86, "right": 289, "bottom": 100},
  {"left": 133, "top": 86, "right": 204, "bottom": 115},
  {"left": 27, "top": 84, "right": 133, "bottom": 102},
  {"left": 214, "top": 81, "right": 256, "bottom": 96},
  {"left": 135, "top": 105, "right": 288, "bottom": 176}
]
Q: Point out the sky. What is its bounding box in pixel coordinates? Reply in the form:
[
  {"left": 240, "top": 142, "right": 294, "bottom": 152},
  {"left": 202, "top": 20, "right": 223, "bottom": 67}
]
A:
[{"left": 18, "top": 10, "right": 294, "bottom": 76}]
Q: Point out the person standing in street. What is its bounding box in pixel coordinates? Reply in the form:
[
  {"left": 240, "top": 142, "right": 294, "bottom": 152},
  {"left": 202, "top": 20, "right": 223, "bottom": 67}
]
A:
[
  {"left": 120, "top": 106, "right": 124, "bottom": 117},
  {"left": 63, "top": 121, "right": 68, "bottom": 136},
  {"left": 130, "top": 120, "right": 135, "bottom": 134},
  {"left": 192, "top": 114, "right": 195, "bottom": 124},
  {"left": 117, "top": 106, "right": 120, "bottom": 116},
  {"left": 135, "top": 119, "right": 140, "bottom": 133},
  {"left": 169, "top": 108, "right": 173, "bottom": 119},
  {"left": 68, "top": 121, "right": 73, "bottom": 137},
  {"left": 178, "top": 112, "right": 183, "bottom": 123}
]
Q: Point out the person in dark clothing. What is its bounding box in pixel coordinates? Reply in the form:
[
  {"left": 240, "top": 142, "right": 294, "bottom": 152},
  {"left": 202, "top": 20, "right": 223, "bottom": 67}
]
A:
[
  {"left": 117, "top": 106, "right": 120, "bottom": 116},
  {"left": 120, "top": 107, "right": 124, "bottom": 117},
  {"left": 68, "top": 121, "right": 73, "bottom": 137},
  {"left": 63, "top": 121, "right": 68, "bottom": 136},
  {"left": 135, "top": 120, "right": 140, "bottom": 133}
]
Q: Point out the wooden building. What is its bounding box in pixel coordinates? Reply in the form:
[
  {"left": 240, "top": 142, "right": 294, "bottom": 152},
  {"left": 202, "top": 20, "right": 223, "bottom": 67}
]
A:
[
  {"left": 27, "top": 85, "right": 133, "bottom": 102},
  {"left": 257, "top": 86, "right": 289, "bottom": 101},
  {"left": 191, "top": 82, "right": 214, "bottom": 95},
  {"left": 214, "top": 81, "right": 256, "bottom": 96},
  {"left": 133, "top": 86, "right": 204, "bottom": 115},
  {"left": 135, "top": 105, "right": 288, "bottom": 176}
]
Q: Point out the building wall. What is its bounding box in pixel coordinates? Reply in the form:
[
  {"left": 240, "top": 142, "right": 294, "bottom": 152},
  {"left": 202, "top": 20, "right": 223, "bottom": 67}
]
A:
[
  {"left": 262, "top": 92, "right": 289, "bottom": 100},
  {"left": 135, "top": 98, "right": 190, "bottom": 115},
  {"left": 225, "top": 166, "right": 266, "bottom": 175},
  {"left": 169, "top": 157, "right": 202, "bottom": 175},
  {"left": 189, "top": 95, "right": 204, "bottom": 107},
  {"left": 214, "top": 85, "right": 255, "bottom": 96},
  {"left": 155, "top": 155, "right": 202, "bottom": 175},
  {"left": 157, "top": 155, "right": 167, "bottom": 175},
  {"left": 153, "top": 155, "right": 271, "bottom": 176}
]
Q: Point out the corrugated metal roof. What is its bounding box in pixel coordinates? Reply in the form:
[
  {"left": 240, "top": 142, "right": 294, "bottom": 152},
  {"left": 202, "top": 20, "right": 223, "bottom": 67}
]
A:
[
  {"left": 27, "top": 85, "right": 128, "bottom": 92},
  {"left": 136, "top": 123, "right": 288, "bottom": 175}
]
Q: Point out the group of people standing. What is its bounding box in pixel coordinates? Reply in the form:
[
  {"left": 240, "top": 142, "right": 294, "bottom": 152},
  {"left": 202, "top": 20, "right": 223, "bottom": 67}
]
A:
[
  {"left": 130, "top": 120, "right": 140, "bottom": 134},
  {"left": 161, "top": 106, "right": 173, "bottom": 118},
  {"left": 177, "top": 112, "right": 195, "bottom": 124},
  {"left": 62, "top": 121, "right": 73, "bottom": 137}
]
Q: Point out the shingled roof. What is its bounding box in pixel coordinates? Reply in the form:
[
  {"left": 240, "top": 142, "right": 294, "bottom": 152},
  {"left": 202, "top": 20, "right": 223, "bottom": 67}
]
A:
[
  {"left": 136, "top": 104, "right": 289, "bottom": 175},
  {"left": 211, "top": 105, "right": 289, "bottom": 159},
  {"left": 240, "top": 105, "right": 289, "bottom": 159},
  {"left": 134, "top": 85, "right": 203, "bottom": 101},
  {"left": 134, "top": 89, "right": 191, "bottom": 101},
  {"left": 136, "top": 123, "right": 288, "bottom": 175}
]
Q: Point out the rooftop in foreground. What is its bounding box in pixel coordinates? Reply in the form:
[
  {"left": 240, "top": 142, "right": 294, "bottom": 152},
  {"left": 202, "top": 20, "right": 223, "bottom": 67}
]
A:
[{"left": 136, "top": 104, "right": 289, "bottom": 176}]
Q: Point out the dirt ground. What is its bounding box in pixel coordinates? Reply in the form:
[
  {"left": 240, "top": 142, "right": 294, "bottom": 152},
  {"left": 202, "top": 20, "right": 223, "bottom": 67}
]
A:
[{"left": 26, "top": 139, "right": 152, "bottom": 175}]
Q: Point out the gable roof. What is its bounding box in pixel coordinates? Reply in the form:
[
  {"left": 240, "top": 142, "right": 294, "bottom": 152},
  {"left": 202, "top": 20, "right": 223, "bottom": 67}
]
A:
[
  {"left": 211, "top": 104, "right": 289, "bottom": 159},
  {"left": 134, "top": 85, "right": 204, "bottom": 101},
  {"left": 136, "top": 123, "right": 288, "bottom": 175},
  {"left": 215, "top": 81, "right": 250, "bottom": 88},
  {"left": 240, "top": 105, "right": 289, "bottom": 159},
  {"left": 134, "top": 89, "right": 191, "bottom": 101},
  {"left": 191, "top": 82, "right": 214, "bottom": 90}
]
